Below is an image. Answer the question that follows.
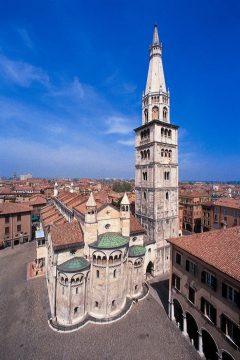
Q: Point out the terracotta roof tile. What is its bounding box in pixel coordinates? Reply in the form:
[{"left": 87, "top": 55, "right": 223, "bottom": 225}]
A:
[
  {"left": 168, "top": 226, "right": 240, "bottom": 282},
  {"left": 214, "top": 198, "right": 240, "bottom": 210},
  {"left": 130, "top": 215, "right": 146, "bottom": 235},
  {"left": 0, "top": 203, "right": 32, "bottom": 215},
  {"left": 51, "top": 220, "right": 84, "bottom": 250}
]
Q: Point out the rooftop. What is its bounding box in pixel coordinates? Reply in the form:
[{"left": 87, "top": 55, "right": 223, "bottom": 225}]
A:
[
  {"left": 130, "top": 215, "right": 146, "bottom": 235},
  {"left": 57, "top": 257, "right": 90, "bottom": 273},
  {"left": 51, "top": 220, "right": 84, "bottom": 251},
  {"left": 0, "top": 202, "right": 32, "bottom": 215},
  {"left": 168, "top": 226, "right": 240, "bottom": 282},
  {"left": 90, "top": 232, "right": 129, "bottom": 249},
  {"left": 214, "top": 198, "right": 240, "bottom": 210},
  {"left": 128, "top": 245, "right": 146, "bottom": 257}
]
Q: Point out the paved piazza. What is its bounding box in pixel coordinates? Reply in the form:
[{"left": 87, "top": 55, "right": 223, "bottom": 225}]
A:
[{"left": 0, "top": 242, "right": 200, "bottom": 360}]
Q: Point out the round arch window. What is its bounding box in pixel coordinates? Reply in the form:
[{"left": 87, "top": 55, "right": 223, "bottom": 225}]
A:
[{"left": 105, "top": 224, "right": 111, "bottom": 229}]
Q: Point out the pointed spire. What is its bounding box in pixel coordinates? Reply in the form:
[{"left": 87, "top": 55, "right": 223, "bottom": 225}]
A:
[
  {"left": 86, "top": 192, "right": 96, "bottom": 207},
  {"left": 145, "top": 24, "right": 166, "bottom": 94},
  {"left": 152, "top": 24, "right": 160, "bottom": 45},
  {"left": 121, "top": 192, "right": 130, "bottom": 205}
]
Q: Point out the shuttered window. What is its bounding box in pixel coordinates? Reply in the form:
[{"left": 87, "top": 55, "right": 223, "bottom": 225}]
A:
[
  {"left": 201, "top": 271, "right": 217, "bottom": 291},
  {"left": 186, "top": 259, "right": 197, "bottom": 276},
  {"left": 222, "top": 282, "right": 240, "bottom": 308},
  {"left": 200, "top": 297, "right": 217, "bottom": 325},
  {"left": 221, "top": 314, "right": 240, "bottom": 347}
]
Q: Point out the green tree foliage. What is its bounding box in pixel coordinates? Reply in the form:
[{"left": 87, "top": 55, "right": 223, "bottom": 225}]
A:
[{"left": 112, "top": 181, "right": 132, "bottom": 193}]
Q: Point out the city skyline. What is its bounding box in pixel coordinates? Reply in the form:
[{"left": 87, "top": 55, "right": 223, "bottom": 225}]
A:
[{"left": 0, "top": 0, "right": 240, "bottom": 180}]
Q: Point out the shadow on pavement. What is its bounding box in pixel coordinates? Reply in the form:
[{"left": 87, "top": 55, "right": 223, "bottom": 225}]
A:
[{"left": 150, "top": 279, "right": 169, "bottom": 314}]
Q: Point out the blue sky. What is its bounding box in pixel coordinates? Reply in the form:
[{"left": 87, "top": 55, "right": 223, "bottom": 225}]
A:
[{"left": 0, "top": 0, "right": 240, "bottom": 180}]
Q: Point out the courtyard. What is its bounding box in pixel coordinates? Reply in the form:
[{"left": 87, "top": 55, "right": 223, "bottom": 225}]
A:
[{"left": 0, "top": 242, "right": 200, "bottom": 360}]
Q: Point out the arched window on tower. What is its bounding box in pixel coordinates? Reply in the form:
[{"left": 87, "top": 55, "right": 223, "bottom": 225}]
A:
[
  {"left": 152, "top": 106, "right": 159, "bottom": 120},
  {"left": 144, "top": 109, "right": 148, "bottom": 123},
  {"left": 163, "top": 107, "right": 168, "bottom": 120},
  {"left": 169, "top": 150, "right": 172, "bottom": 158},
  {"left": 166, "top": 192, "right": 169, "bottom": 200},
  {"left": 161, "top": 128, "right": 164, "bottom": 136},
  {"left": 161, "top": 149, "right": 164, "bottom": 157}
]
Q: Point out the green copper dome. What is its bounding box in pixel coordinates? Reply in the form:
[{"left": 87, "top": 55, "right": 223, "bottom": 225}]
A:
[
  {"left": 90, "top": 232, "right": 129, "bottom": 249},
  {"left": 57, "top": 257, "right": 90, "bottom": 273},
  {"left": 128, "top": 245, "right": 146, "bottom": 257}
]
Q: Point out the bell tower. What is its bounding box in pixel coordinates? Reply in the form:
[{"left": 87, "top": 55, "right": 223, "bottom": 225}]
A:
[{"left": 134, "top": 25, "right": 179, "bottom": 275}]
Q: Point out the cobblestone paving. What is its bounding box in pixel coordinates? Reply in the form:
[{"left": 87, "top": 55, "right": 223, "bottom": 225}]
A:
[{"left": 0, "top": 242, "right": 200, "bottom": 360}]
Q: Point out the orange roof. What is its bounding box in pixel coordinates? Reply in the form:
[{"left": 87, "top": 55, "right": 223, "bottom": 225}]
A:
[
  {"left": 168, "top": 226, "right": 240, "bottom": 282},
  {"left": 51, "top": 220, "right": 84, "bottom": 250},
  {"left": 29, "top": 196, "right": 47, "bottom": 206},
  {"left": 0, "top": 203, "right": 32, "bottom": 215},
  {"left": 214, "top": 198, "right": 240, "bottom": 210},
  {"left": 130, "top": 215, "right": 146, "bottom": 235}
]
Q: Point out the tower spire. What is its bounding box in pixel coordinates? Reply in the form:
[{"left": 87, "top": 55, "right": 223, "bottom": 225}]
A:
[
  {"left": 152, "top": 24, "right": 160, "bottom": 45},
  {"left": 142, "top": 25, "right": 170, "bottom": 124}
]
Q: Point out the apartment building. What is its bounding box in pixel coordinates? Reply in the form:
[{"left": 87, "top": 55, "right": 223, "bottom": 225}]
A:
[
  {"left": 168, "top": 227, "right": 240, "bottom": 360},
  {"left": 0, "top": 203, "right": 32, "bottom": 248},
  {"left": 202, "top": 198, "right": 240, "bottom": 231},
  {"left": 179, "top": 192, "right": 211, "bottom": 232}
]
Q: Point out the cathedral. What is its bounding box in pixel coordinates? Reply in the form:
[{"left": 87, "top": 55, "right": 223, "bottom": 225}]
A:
[{"left": 39, "top": 25, "right": 179, "bottom": 330}]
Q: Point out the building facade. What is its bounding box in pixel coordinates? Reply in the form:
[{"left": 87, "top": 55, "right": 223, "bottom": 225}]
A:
[
  {"left": 0, "top": 203, "right": 32, "bottom": 248},
  {"left": 168, "top": 227, "right": 240, "bottom": 360},
  {"left": 179, "top": 192, "right": 211, "bottom": 232},
  {"left": 202, "top": 198, "right": 240, "bottom": 232},
  {"left": 135, "top": 25, "right": 179, "bottom": 275}
]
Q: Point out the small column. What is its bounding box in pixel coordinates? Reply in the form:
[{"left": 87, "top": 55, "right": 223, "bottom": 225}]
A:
[
  {"left": 170, "top": 301, "right": 175, "bottom": 321},
  {"left": 182, "top": 312, "right": 187, "bottom": 336},
  {"left": 198, "top": 330, "right": 204, "bottom": 357}
]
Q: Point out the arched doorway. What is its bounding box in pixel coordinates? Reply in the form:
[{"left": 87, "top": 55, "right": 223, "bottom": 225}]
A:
[
  {"left": 186, "top": 312, "right": 198, "bottom": 350},
  {"left": 173, "top": 299, "right": 183, "bottom": 331},
  {"left": 222, "top": 351, "right": 235, "bottom": 360},
  {"left": 202, "top": 329, "right": 218, "bottom": 360},
  {"left": 146, "top": 261, "right": 154, "bottom": 277}
]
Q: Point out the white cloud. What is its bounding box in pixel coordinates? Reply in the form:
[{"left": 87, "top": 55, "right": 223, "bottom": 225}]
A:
[
  {"left": 105, "top": 116, "right": 133, "bottom": 135},
  {"left": 17, "top": 28, "right": 33, "bottom": 49},
  {"left": 0, "top": 55, "right": 49, "bottom": 87},
  {"left": 0, "top": 136, "right": 134, "bottom": 178},
  {"left": 117, "top": 139, "right": 135, "bottom": 146}
]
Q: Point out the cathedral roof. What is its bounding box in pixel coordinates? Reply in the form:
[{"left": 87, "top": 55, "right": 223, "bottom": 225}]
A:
[
  {"left": 130, "top": 215, "right": 146, "bottom": 235},
  {"left": 90, "top": 232, "right": 129, "bottom": 250},
  {"left": 51, "top": 220, "right": 84, "bottom": 251},
  {"left": 57, "top": 257, "right": 90, "bottom": 273},
  {"left": 128, "top": 245, "right": 146, "bottom": 257}
]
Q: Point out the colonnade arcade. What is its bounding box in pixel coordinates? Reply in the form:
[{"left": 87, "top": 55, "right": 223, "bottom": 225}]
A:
[{"left": 170, "top": 298, "right": 235, "bottom": 360}]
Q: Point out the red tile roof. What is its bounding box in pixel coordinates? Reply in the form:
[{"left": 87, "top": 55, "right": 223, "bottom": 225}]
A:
[
  {"left": 29, "top": 196, "right": 47, "bottom": 206},
  {"left": 51, "top": 220, "right": 84, "bottom": 250},
  {"left": 0, "top": 203, "right": 32, "bottom": 215},
  {"left": 130, "top": 215, "right": 146, "bottom": 235},
  {"left": 214, "top": 198, "right": 240, "bottom": 210},
  {"left": 168, "top": 226, "right": 240, "bottom": 282}
]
